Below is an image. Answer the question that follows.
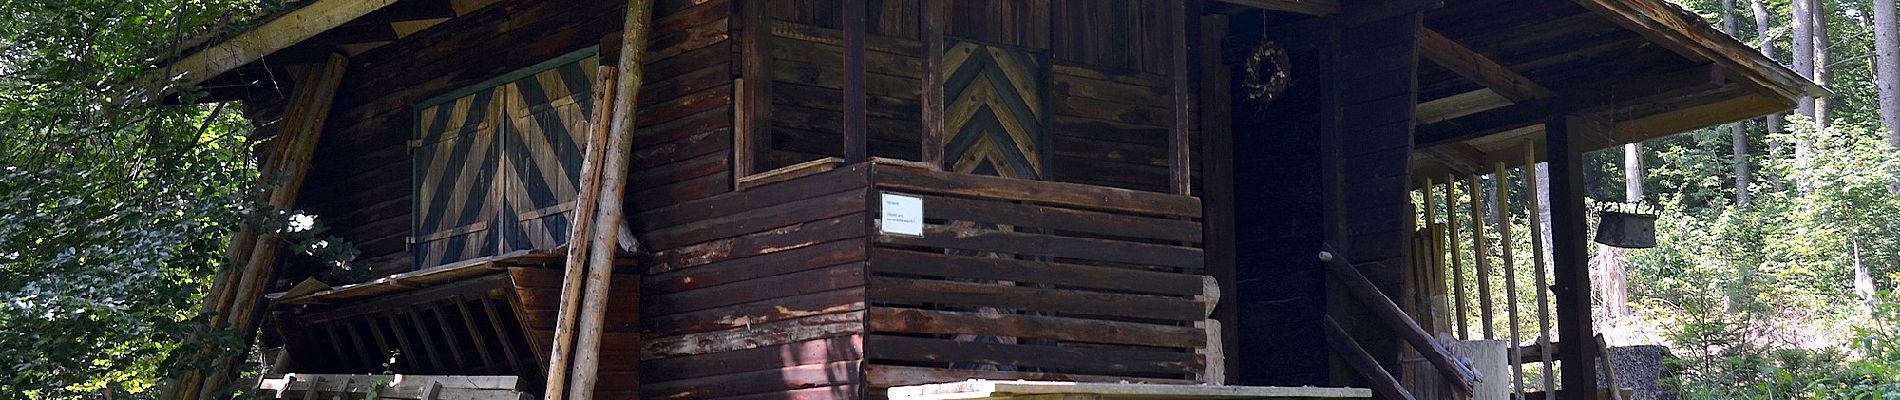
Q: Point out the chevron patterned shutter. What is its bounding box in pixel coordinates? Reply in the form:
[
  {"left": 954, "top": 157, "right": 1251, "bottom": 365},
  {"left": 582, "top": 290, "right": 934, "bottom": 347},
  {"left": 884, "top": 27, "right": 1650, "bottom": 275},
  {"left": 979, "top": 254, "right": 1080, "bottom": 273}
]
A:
[
  {"left": 412, "top": 88, "right": 503, "bottom": 269},
  {"left": 944, "top": 40, "right": 1049, "bottom": 179},
  {"left": 500, "top": 57, "right": 599, "bottom": 253}
]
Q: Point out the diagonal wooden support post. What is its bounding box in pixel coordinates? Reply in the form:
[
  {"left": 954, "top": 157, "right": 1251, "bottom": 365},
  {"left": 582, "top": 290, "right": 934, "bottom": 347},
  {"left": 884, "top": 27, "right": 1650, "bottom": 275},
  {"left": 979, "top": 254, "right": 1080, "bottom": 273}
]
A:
[
  {"left": 542, "top": 66, "right": 618, "bottom": 400},
  {"left": 1320, "top": 245, "right": 1480, "bottom": 396}
]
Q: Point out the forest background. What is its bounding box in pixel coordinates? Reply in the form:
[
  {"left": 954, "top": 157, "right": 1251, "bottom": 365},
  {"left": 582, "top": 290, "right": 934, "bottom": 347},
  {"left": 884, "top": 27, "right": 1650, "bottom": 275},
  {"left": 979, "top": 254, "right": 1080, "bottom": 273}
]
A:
[{"left": 1, "top": 0, "right": 1898, "bottom": 398}]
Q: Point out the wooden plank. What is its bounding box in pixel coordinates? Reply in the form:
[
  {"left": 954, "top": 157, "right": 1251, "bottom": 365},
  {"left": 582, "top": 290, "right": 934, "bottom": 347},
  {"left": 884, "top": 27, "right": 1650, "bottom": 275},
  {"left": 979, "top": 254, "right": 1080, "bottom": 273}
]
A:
[
  {"left": 841, "top": 0, "right": 868, "bottom": 163},
  {"left": 735, "top": 0, "right": 773, "bottom": 179},
  {"left": 640, "top": 335, "right": 862, "bottom": 383},
  {"left": 645, "top": 287, "right": 866, "bottom": 337},
  {"left": 1494, "top": 159, "right": 1525, "bottom": 398},
  {"left": 1323, "top": 316, "right": 1416, "bottom": 400},
  {"left": 1210, "top": 0, "right": 1340, "bottom": 16},
  {"left": 642, "top": 185, "right": 868, "bottom": 249},
  {"left": 1523, "top": 141, "right": 1557, "bottom": 394},
  {"left": 1469, "top": 173, "right": 1493, "bottom": 341},
  {"left": 642, "top": 360, "right": 860, "bottom": 400},
  {"left": 875, "top": 165, "right": 1202, "bottom": 218},
  {"left": 1416, "top": 28, "right": 1552, "bottom": 102},
  {"left": 876, "top": 225, "right": 1204, "bottom": 271},
  {"left": 867, "top": 276, "right": 1205, "bottom": 322},
  {"left": 645, "top": 239, "right": 867, "bottom": 295},
  {"left": 153, "top": 0, "right": 397, "bottom": 88},
  {"left": 888, "top": 380, "right": 1369, "bottom": 400},
  {"left": 912, "top": 193, "right": 1203, "bottom": 242},
  {"left": 641, "top": 312, "right": 863, "bottom": 360},
  {"left": 644, "top": 261, "right": 865, "bottom": 317},
  {"left": 1567, "top": 0, "right": 1818, "bottom": 101},
  {"left": 1319, "top": 246, "right": 1478, "bottom": 395},
  {"left": 867, "top": 307, "right": 1205, "bottom": 348},
  {"left": 867, "top": 366, "right": 1197, "bottom": 389},
  {"left": 920, "top": 0, "right": 947, "bottom": 169},
  {"left": 869, "top": 248, "right": 1204, "bottom": 296},
  {"left": 638, "top": 163, "right": 870, "bottom": 231},
  {"left": 866, "top": 335, "right": 1202, "bottom": 377},
  {"left": 649, "top": 214, "right": 869, "bottom": 274}
]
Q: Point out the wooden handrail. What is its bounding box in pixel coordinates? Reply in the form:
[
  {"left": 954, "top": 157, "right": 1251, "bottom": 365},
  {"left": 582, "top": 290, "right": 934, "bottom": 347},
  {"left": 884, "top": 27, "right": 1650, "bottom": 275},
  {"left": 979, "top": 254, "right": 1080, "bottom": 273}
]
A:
[
  {"left": 1320, "top": 244, "right": 1480, "bottom": 395},
  {"left": 1323, "top": 315, "right": 1416, "bottom": 400}
]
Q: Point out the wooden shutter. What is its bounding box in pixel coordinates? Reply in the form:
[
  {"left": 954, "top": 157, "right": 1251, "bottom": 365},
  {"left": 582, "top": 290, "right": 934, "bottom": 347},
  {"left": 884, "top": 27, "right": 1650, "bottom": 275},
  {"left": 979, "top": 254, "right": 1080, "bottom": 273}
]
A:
[
  {"left": 944, "top": 40, "right": 1049, "bottom": 179},
  {"left": 412, "top": 88, "right": 504, "bottom": 269},
  {"left": 499, "top": 57, "right": 600, "bottom": 252}
]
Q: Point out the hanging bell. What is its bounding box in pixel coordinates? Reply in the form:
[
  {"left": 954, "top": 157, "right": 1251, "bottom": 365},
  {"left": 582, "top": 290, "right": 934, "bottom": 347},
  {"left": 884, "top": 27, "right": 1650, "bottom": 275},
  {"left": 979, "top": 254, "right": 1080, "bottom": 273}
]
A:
[{"left": 1594, "top": 211, "right": 1657, "bottom": 249}]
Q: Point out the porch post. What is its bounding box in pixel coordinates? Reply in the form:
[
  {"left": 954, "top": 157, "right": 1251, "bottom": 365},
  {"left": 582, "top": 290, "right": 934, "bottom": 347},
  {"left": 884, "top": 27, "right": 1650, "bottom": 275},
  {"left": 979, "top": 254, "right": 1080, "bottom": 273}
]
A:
[
  {"left": 1546, "top": 114, "right": 1604, "bottom": 400},
  {"left": 841, "top": 0, "right": 868, "bottom": 163},
  {"left": 920, "top": 0, "right": 946, "bottom": 169}
]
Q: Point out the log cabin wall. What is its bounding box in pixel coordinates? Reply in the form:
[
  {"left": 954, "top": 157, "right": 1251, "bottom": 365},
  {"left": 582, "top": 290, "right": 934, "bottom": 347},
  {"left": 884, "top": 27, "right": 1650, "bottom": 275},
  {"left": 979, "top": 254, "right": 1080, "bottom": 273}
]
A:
[
  {"left": 759, "top": 0, "right": 1193, "bottom": 193},
  {"left": 1223, "top": 13, "right": 1331, "bottom": 388}
]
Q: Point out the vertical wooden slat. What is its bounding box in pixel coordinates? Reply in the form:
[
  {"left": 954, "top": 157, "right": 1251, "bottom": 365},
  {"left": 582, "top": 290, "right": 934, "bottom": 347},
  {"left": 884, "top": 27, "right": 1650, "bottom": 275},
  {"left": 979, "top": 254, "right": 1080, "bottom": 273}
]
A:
[
  {"left": 841, "top": 0, "right": 868, "bottom": 163},
  {"left": 1198, "top": 12, "right": 1237, "bottom": 384},
  {"left": 1549, "top": 115, "right": 1604, "bottom": 400},
  {"left": 1523, "top": 141, "right": 1556, "bottom": 394},
  {"left": 736, "top": 0, "right": 773, "bottom": 180},
  {"left": 1470, "top": 174, "right": 1493, "bottom": 341},
  {"left": 1493, "top": 160, "right": 1524, "bottom": 398},
  {"left": 481, "top": 298, "right": 525, "bottom": 373},
  {"left": 1448, "top": 175, "right": 1468, "bottom": 340},
  {"left": 1168, "top": 0, "right": 1193, "bottom": 196},
  {"left": 920, "top": 0, "right": 948, "bottom": 169},
  {"left": 426, "top": 304, "right": 472, "bottom": 371},
  {"left": 453, "top": 297, "right": 498, "bottom": 373},
  {"left": 404, "top": 308, "right": 451, "bottom": 371}
]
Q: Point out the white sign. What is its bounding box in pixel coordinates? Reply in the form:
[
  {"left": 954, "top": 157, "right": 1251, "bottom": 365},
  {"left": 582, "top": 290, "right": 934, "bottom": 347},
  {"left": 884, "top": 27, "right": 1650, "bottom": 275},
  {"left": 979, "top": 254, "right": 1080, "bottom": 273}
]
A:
[{"left": 879, "top": 192, "right": 925, "bottom": 237}]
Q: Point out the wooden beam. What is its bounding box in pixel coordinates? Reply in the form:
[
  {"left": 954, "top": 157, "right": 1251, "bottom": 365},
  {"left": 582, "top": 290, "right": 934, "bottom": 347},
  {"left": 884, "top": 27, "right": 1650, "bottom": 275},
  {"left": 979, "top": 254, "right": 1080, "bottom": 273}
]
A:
[
  {"left": 1169, "top": 0, "right": 1194, "bottom": 196},
  {"left": 154, "top": 0, "right": 396, "bottom": 87},
  {"left": 1323, "top": 315, "right": 1417, "bottom": 400},
  {"left": 1198, "top": 13, "right": 1239, "bottom": 385},
  {"left": 1417, "top": 64, "right": 1728, "bottom": 148},
  {"left": 1546, "top": 114, "right": 1602, "bottom": 400},
  {"left": 1417, "top": 28, "right": 1552, "bottom": 102},
  {"left": 1417, "top": 88, "right": 1511, "bottom": 125},
  {"left": 1319, "top": 246, "right": 1479, "bottom": 395},
  {"left": 542, "top": 66, "right": 617, "bottom": 400},
  {"left": 735, "top": 0, "right": 774, "bottom": 180},
  {"left": 840, "top": 0, "right": 868, "bottom": 163},
  {"left": 1214, "top": 0, "right": 1341, "bottom": 16},
  {"left": 1568, "top": 0, "right": 1821, "bottom": 101},
  {"left": 567, "top": 1, "right": 652, "bottom": 398},
  {"left": 920, "top": 0, "right": 947, "bottom": 170},
  {"left": 173, "top": 52, "right": 350, "bottom": 400}
]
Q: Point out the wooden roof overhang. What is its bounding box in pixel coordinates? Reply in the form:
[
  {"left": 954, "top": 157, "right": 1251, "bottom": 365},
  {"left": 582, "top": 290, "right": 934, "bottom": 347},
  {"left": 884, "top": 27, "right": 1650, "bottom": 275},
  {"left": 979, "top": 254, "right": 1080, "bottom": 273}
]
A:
[
  {"left": 1219, "top": 0, "right": 1820, "bottom": 183},
  {"left": 151, "top": 0, "right": 503, "bottom": 102}
]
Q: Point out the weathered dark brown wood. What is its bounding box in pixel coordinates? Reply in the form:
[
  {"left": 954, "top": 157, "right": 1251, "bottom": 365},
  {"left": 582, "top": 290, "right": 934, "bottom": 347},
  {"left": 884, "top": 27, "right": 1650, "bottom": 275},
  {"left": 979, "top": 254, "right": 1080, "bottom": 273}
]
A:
[
  {"left": 920, "top": 0, "right": 946, "bottom": 169},
  {"left": 641, "top": 335, "right": 862, "bottom": 382},
  {"left": 865, "top": 365, "right": 1197, "bottom": 389},
  {"left": 1416, "top": 28, "right": 1552, "bottom": 102},
  {"left": 1416, "top": 64, "right": 1728, "bottom": 148},
  {"left": 735, "top": 0, "right": 773, "bottom": 181},
  {"left": 868, "top": 248, "right": 1204, "bottom": 296},
  {"left": 876, "top": 225, "right": 1204, "bottom": 271},
  {"left": 1549, "top": 114, "right": 1603, "bottom": 400},
  {"left": 1198, "top": 13, "right": 1237, "bottom": 384},
  {"left": 866, "top": 277, "right": 1204, "bottom": 322},
  {"left": 840, "top": 0, "right": 868, "bottom": 163},
  {"left": 646, "top": 286, "right": 866, "bottom": 337},
  {"left": 1321, "top": 245, "right": 1478, "bottom": 395},
  {"left": 646, "top": 239, "right": 867, "bottom": 295},
  {"left": 867, "top": 307, "right": 1204, "bottom": 348},
  {"left": 1323, "top": 315, "right": 1417, "bottom": 400},
  {"left": 1168, "top": 0, "right": 1192, "bottom": 196},
  {"left": 649, "top": 213, "right": 870, "bottom": 274},
  {"left": 643, "top": 360, "right": 859, "bottom": 399},
  {"left": 874, "top": 166, "right": 1202, "bottom": 218},
  {"left": 865, "top": 335, "right": 1202, "bottom": 377}
]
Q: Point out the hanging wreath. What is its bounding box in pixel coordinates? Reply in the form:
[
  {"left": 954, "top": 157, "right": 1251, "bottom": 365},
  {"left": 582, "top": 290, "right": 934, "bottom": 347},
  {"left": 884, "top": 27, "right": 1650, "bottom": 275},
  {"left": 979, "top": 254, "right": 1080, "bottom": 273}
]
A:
[{"left": 1243, "top": 40, "right": 1292, "bottom": 111}]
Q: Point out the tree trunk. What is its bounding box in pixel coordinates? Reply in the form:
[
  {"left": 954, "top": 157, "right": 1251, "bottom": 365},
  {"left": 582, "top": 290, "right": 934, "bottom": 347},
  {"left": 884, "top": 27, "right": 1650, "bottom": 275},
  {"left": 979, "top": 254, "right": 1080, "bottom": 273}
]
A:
[
  {"left": 1725, "top": 0, "right": 1752, "bottom": 206},
  {"left": 1793, "top": 0, "right": 1818, "bottom": 195},
  {"left": 1878, "top": 0, "right": 1900, "bottom": 192},
  {"left": 1625, "top": 144, "right": 1644, "bottom": 202},
  {"left": 1754, "top": 0, "right": 1787, "bottom": 193},
  {"left": 1814, "top": 0, "right": 1832, "bottom": 128}
]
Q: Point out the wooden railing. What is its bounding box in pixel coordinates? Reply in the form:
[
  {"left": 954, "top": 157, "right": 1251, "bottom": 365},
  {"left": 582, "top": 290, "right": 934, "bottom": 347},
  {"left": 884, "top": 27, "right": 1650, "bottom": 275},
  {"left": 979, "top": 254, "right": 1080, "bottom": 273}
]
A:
[{"left": 862, "top": 165, "right": 1220, "bottom": 388}]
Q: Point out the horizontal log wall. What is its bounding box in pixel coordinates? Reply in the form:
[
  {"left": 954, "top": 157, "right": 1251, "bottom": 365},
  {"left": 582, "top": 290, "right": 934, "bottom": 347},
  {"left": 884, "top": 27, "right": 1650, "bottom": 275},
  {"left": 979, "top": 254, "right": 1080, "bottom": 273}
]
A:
[
  {"left": 509, "top": 267, "right": 643, "bottom": 398},
  {"left": 760, "top": 0, "right": 1194, "bottom": 193},
  {"left": 864, "top": 166, "right": 1211, "bottom": 392},
  {"left": 636, "top": 164, "right": 873, "bottom": 400}
]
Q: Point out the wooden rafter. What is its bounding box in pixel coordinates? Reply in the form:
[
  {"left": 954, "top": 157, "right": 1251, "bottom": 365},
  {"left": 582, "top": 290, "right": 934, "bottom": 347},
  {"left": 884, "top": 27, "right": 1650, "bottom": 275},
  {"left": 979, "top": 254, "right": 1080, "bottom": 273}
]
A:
[
  {"left": 1417, "top": 88, "right": 1511, "bottom": 125},
  {"left": 1417, "top": 28, "right": 1553, "bottom": 102},
  {"left": 156, "top": 0, "right": 398, "bottom": 87},
  {"left": 1417, "top": 64, "right": 1727, "bottom": 148},
  {"left": 1569, "top": 0, "right": 1823, "bottom": 100},
  {"left": 1213, "top": 0, "right": 1340, "bottom": 16}
]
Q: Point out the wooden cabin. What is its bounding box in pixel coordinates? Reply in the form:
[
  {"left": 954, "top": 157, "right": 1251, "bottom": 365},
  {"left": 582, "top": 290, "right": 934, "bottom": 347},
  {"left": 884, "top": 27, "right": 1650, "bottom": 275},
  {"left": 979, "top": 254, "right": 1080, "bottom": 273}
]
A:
[{"left": 158, "top": 0, "right": 1816, "bottom": 399}]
